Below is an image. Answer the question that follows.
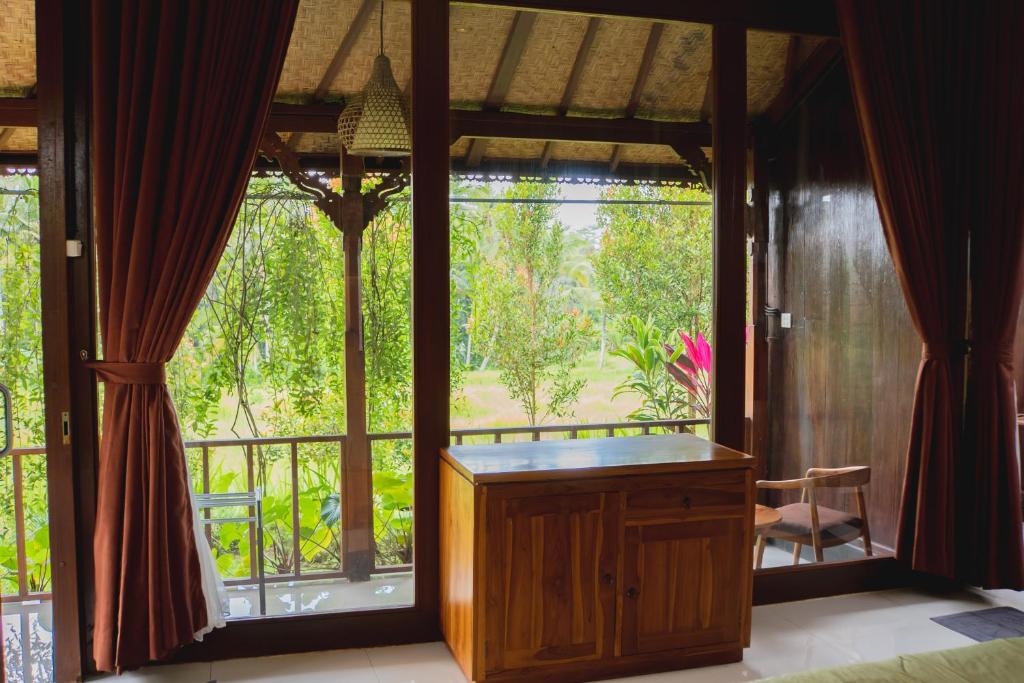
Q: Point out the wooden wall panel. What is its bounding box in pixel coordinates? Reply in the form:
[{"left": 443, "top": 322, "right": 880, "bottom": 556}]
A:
[
  {"left": 1014, "top": 303, "right": 1024, "bottom": 407},
  {"left": 764, "top": 62, "right": 920, "bottom": 551}
]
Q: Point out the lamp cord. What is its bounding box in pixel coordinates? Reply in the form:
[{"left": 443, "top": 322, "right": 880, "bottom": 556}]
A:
[{"left": 379, "top": 0, "right": 384, "bottom": 56}]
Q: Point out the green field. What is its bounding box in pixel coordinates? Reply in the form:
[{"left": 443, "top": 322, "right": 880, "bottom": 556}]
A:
[{"left": 452, "top": 351, "right": 641, "bottom": 429}]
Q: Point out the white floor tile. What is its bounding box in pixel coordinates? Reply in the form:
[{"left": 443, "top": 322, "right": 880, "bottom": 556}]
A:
[
  {"left": 107, "top": 587, "right": 1020, "bottom": 683},
  {"left": 112, "top": 662, "right": 213, "bottom": 683},
  {"left": 366, "top": 642, "right": 466, "bottom": 683},
  {"left": 210, "top": 648, "right": 377, "bottom": 683}
]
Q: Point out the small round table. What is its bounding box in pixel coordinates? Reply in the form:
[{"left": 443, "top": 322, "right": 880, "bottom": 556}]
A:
[
  {"left": 755, "top": 504, "right": 782, "bottom": 531},
  {"left": 754, "top": 505, "right": 782, "bottom": 569}
]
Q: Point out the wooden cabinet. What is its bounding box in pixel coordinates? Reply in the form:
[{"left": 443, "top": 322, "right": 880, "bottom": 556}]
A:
[
  {"left": 440, "top": 434, "right": 754, "bottom": 683},
  {"left": 483, "top": 491, "right": 618, "bottom": 673},
  {"left": 620, "top": 517, "right": 745, "bottom": 656}
]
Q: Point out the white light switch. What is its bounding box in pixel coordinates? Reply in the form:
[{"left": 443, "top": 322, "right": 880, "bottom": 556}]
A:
[{"left": 780, "top": 313, "right": 792, "bottom": 328}]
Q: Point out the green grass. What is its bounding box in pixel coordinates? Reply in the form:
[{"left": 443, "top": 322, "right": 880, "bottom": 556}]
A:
[
  {"left": 188, "top": 350, "right": 643, "bottom": 440},
  {"left": 452, "top": 350, "right": 641, "bottom": 429}
]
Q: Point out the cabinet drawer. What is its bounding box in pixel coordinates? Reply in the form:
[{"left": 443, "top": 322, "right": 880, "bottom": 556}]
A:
[{"left": 625, "top": 471, "right": 747, "bottom": 517}]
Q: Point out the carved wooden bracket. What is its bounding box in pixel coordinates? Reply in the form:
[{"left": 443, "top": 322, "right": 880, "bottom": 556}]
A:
[
  {"left": 262, "top": 131, "right": 410, "bottom": 235},
  {"left": 362, "top": 171, "right": 410, "bottom": 228},
  {"left": 260, "top": 131, "right": 343, "bottom": 230}
]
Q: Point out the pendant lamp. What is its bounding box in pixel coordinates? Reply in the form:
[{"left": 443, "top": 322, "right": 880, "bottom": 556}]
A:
[{"left": 338, "top": 0, "right": 410, "bottom": 157}]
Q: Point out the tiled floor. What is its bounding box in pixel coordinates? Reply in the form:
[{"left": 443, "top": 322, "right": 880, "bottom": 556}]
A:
[{"left": 109, "top": 585, "right": 1024, "bottom": 683}]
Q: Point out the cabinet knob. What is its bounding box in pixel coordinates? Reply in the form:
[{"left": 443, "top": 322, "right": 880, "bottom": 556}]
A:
[
  {"left": 681, "top": 495, "right": 692, "bottom": 509},
  {"left": 625, "top": 586, "right": 640, "bottom": 599},
  {"left": 601, "top": 572, "right": 614, "bottom": 585}
]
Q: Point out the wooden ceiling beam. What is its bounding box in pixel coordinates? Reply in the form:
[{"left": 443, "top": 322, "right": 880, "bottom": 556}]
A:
[
  {"left": 289, "top": 0, "right": 376, "bottom": 152},
  {"left": 610, "top": 21, "right": 664, "bottom": 171},
  {"left": 0, "top": 98, "right": 38, "bottom": 127},
  {"left": 465, "top": 10, "right": 537, "bottom": 167},
  {"left": 625, "top": 22, "right": 663, "bottom": 118},
  {"left": 541, "top": 15, "right": 601, "bottom": 167},
  {"left": 451, "top": 109, "right": 710, "bottom": 147},
  {"left": 450, "top": 1, "right": 839, "bottom": 37},
  {"left": 267, "top": 102, "right": 342, "bottom": 133},
  {"left": 762, "top": 39, "right": 842, "bottom": 127}
]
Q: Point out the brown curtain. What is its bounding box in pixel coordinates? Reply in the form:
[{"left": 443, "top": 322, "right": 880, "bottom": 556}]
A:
[
  {"left": 838, "top": 0, "right": 1024, "bottom": 587},
  {"left": 89, "top": 0, "right": 297, "bottom": 671},
  {"left": 960, "top": 3, "right": 1024, "bottom": 588}
]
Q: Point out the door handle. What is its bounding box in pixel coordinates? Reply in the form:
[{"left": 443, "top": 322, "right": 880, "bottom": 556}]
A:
[{"left": 0, "top": 383, "right": 12, "bottom": 457}]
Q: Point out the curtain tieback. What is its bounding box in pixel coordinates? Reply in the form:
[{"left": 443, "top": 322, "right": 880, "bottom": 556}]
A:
[
  {"left": 921, "top": 342, "right": 966, "bottom": 361},
  {"left": 969, "top": 345, "right": 1014, "bottom": 365},
  {"left": 85, "top": 360, "right": 166, "bottom": 385}
]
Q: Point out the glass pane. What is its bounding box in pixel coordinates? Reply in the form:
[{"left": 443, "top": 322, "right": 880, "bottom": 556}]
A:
[
  {"left": 1, "top": 173, "right": 55, "bottom": 681},
  {"left": 168, "top": 0, "right": 414, "bottom": 617}
]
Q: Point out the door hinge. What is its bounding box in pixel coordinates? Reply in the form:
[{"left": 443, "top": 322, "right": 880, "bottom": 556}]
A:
[{"left": 61, "top": 411, "right": 71, "bottom": 445}]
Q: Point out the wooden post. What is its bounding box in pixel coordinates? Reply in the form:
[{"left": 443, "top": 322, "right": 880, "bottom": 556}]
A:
[
  {"left": 749, "top": 134, "right": 771, "bottom": 481},
  {"left": 710, "top": 23, "right": 747, "bottom": 452},
  {"left": 341, "top": 150, "right": 373, "bottom": 581},
  {"left": 36, "top": 0, "right": 92, "bottom": 677},
  {"left": 411, "top": 0, "right": 448, "bottom": 619}
]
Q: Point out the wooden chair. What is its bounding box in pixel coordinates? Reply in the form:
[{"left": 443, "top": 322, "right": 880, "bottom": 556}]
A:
[{"left": 754, "top": 466, "right": 872, "bottom": 568}]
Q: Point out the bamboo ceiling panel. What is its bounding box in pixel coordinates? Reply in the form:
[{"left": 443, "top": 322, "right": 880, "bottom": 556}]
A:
[
  {"left": 450, "top": 6, "right": 516, "bottom": 106},
  {"left": 0, "top": 0, "right": 35, "bottom": 96},
  {"left": 615, "top": 144, "right": 684, "bottom": 166},
  {"left": 747, "top": 31, "right": 791, "bottom": 116},
  {"left": 476, "top": 138, "right": 547, "bottom": 161},
  {"left": 277, "top": 0, "right": 411, "bottom": 100},
  {"left": 641, "top": 22, "right": 710, "bottom": 122},
  {"left": 0, "top": 127, "right": 37, "bottom": 152},
  {"left": 570, "top": 18, "right": 651, "bottom": 117},
  {"left": 503, "top": 12, "right": 590, "bottom": 112},
  {"left": 296, "top": 132, "right": 341, "bottom": 155},
  {"left": 547, "top": 140, "right": 615, "bottom": 163}
]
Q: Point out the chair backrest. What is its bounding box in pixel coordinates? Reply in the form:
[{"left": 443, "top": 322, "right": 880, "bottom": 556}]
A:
[{"left": 804, "top": 466, "right": 870, "bottom": 489}]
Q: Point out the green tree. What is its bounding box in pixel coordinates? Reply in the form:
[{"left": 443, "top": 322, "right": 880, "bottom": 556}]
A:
[
  {"left": 474, "top": 183, "right": 593, "bottom": 425},
  {"left": 592, "top": 185, "right": 712, "bottom": 336},
  {"left": 0, "top": 175, "right": 50, "bottom": 596}
]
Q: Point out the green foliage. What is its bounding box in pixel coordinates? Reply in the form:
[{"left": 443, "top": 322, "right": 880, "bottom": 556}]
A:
[
  {"left": 0, "top": 176, "right": 50, "bottom": 597},
  {"left": 472, "top": 183, "right": 594, "bottom": 425},
  {"left": 612, "top": 315, "right": 690, "bottom": 421},
  {"left": 0, "top": 174, "right": 714, "bottom": 590},
  {"left": 592, "top": 185, "right": 712, "bottom": 336}
]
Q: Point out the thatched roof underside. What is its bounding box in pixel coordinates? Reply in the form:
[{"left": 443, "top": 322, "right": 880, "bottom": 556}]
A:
[{"left": 1, "top": 0, "right": 830, "bottom": 183}]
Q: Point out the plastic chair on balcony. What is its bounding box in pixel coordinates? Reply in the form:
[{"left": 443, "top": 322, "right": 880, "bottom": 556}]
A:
[
  {"left": 194, "top": 488, "right": 266, "bottom": 615},
  {"left": 755, "top": 466, "right": 872, "bottom": 568}
]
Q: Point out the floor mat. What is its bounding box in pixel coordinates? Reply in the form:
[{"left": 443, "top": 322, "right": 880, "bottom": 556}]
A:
[{"left": 932, "top": 606, "right": 1024, "bottom": 641}]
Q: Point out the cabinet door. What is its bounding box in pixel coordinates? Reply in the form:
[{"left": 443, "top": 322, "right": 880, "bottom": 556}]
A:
[
  {"left": 484, "top": 490, "right": 618, "bottom": 674},
  {"left": 620, "top": 517, "right": 745, "bottom": 656}
]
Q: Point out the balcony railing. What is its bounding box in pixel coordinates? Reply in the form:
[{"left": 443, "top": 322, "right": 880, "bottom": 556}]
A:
[{"left": 1, "top": 418, "right": 709, "bottom": 602}]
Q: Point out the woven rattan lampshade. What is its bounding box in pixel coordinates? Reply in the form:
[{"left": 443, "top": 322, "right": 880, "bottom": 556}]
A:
[
  {"left": 348, "top": 54, "right": 411, "bottom": 157},
  {"left": 337, "top": 93, "right": 363, "bottom": 150}
]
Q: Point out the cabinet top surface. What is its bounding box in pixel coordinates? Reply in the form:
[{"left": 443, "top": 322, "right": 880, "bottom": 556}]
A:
[{"left": 442, "top": 433, "right": 753, "bottom": 484}]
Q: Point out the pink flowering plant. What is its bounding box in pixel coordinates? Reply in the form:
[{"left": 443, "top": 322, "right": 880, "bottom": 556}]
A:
[
  {"left": 612, "top": 316, "right": 712, "bottom": 421},
  {"left": 664, "top": 330, "right": 711, "bottom": 419}
]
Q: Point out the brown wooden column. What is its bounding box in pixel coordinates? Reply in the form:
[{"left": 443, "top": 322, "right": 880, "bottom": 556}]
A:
[
  {"left": 341, "top": 151, "right": 373, "bottom": 581},
  {"left": 710, "top": 23, "right": 747, "bottom": 452},
  {"left": 749, "top": 134, "right": 771, "bottom": 481},
  {"left": 411, "top": 0, "right": 448, "bottom": 618},
  {"left": 36, "top": 0, "right": 93, "bottom": 678}
]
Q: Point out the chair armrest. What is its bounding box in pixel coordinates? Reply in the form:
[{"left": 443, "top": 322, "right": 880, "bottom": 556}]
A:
[{"left": 756, "top": 478, "right": 812, "bottom": 490}]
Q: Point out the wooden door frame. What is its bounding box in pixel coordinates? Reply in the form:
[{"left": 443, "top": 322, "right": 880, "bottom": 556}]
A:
[
  {"left": 167, "top": 0, "right": 451, "bottom": 664},
  {"left": 35, "top": 0, "right": 96, "bottom": 680}
]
